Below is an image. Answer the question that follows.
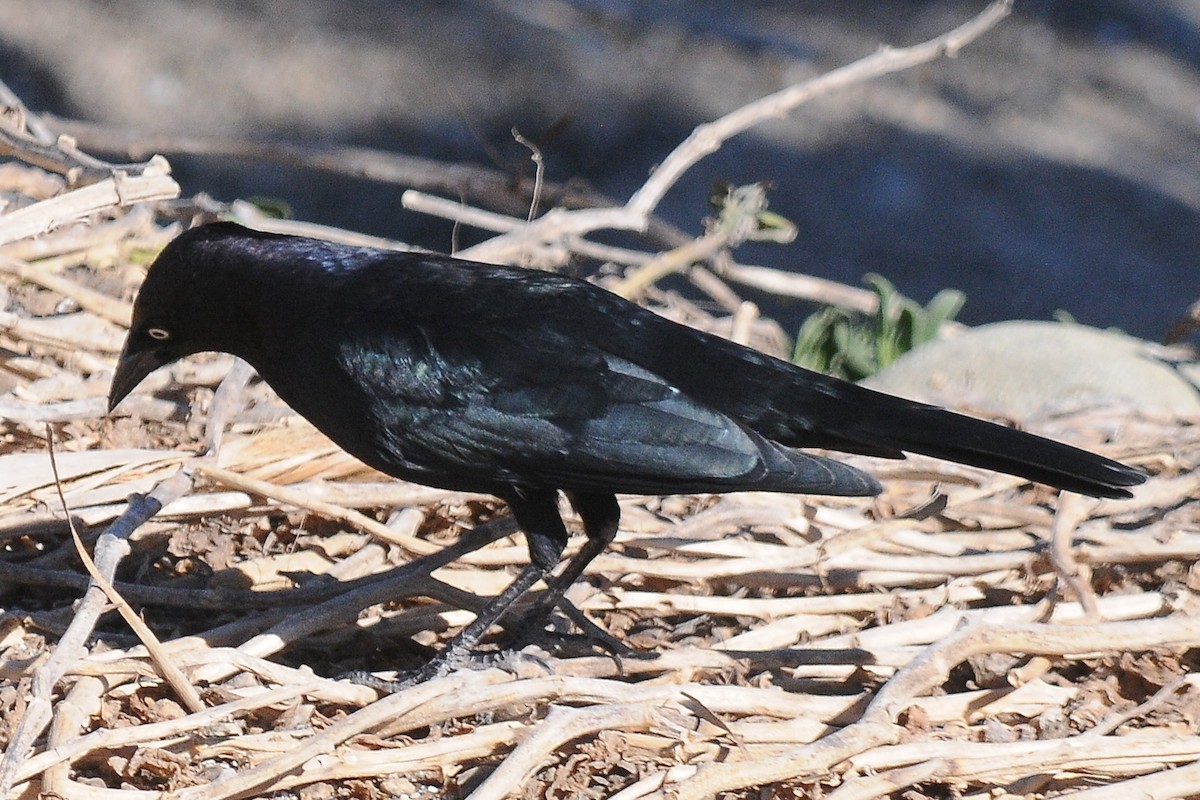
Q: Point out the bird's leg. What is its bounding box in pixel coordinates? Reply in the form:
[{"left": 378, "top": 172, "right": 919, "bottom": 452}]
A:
[
  {"left": 353, "top": 489, "right": 568, "bottom": 691},
  {"left": 504, "top": 491, "right": 633, "bottom": 656},
  {"left": 537, "top": 492, "right": 620, "bottom": 616}
]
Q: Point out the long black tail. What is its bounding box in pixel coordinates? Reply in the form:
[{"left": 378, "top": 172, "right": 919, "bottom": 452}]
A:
[
  {"left": 768, "top": 375, "right": 1147, "bottom": 499},
  {"left": 596, "top": 292, "right": 1148, "bottom": 500},
  {"left": 838, "top": 392, "right": 1144, "bottom": 498},
  {"left": 645, "top": 335, "right": 1146, "bottom": 499}
]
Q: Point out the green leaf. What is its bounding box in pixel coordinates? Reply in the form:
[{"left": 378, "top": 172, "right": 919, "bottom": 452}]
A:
[{"left": 792, "top": 274, "right": 966, "bottom": 379}]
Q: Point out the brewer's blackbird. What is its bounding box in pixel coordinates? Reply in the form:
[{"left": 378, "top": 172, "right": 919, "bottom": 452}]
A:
[{"left": 109, "top": 222, "right": 1145, "bottom": 683}]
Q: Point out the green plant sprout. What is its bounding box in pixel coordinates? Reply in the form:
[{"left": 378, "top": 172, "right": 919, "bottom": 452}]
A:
[{"left": 793, "top": 273, "right": 965, "bottom": 381}]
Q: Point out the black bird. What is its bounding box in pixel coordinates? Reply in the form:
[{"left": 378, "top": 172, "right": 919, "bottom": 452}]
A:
[{"left": 109, "top": 222, "right": 1145, "bottom": 683}]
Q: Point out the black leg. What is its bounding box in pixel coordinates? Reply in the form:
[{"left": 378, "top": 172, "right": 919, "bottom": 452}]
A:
[
  {"left": 356, "top": 488, "right": 568, "bottom": 690},
  {"left": 519, "top": 491, "right": 622, "bottom": 635}
]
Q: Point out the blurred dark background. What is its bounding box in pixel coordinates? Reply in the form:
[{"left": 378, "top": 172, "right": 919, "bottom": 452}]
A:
[{"left": 1, "top": 0, "right": 1197, "bottom": 340}]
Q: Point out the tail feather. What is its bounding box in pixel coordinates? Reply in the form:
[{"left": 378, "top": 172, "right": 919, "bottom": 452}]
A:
[
  {"left": 753, "top": 437, "right": 882, "bottom": 497},
  {"left": 800, "top": 386, "right": 1146, "bottom": 499},
  {"left": 605, "top": 310, "right": 1147, "bottom": 499}
]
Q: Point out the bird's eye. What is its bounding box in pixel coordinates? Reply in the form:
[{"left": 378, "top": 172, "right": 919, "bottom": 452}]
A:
[{"left": 147, "top": 327, "right": 171, "bottom": 341}]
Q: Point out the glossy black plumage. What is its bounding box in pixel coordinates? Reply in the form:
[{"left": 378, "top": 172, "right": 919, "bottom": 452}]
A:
[{"left": 109, "top": 222, "right": 1146, "bottom": 682}]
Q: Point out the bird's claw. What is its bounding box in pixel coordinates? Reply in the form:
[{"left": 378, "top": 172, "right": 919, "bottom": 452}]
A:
[
  {"left": 501, "top": 599, "right": 636, "bottom": 662},
  {"left": 342, "top": 647, "right": 554, "bottom": 694}
]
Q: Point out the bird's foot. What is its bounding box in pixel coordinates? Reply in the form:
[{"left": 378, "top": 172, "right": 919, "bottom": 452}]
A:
[
  {"left": 500, "top": 601, "right": 636, "bottom": 666},
  {"left": 343, "top": 646, "right": 553, "bottom": 694}
]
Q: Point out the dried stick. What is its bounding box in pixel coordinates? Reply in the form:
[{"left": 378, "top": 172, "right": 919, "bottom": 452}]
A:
[
  {"left": 0, "top": 77, "right": 179, "bottom": 242},
  {"left": 0, "top": 79, "right": 55, "bottom": 144},
  {"left": 662, "top": 614, "right": 1200, "bottom": 800},
  {"left": 375, "top": 676, "right": 860, "bottom": 739},
  {"left": 194, "top": 463, "right": 440, "bottom": 555},
  {"left": 12, "top": 682, "right": 318, "bottom": 787},
  {"left": 170, "top": 671, "right": 511, "bottom": 800},
  {"left": 468, "top": 703, "right": 673, "bottom": 800},
  {"left": 627, "top": 0, "right": 1012, "bottom": 217},
  {"left": 1046, "top": 491, "right": 1101, "bottom": 618},
  {"left": 720, "top": 262, "right": 879, "bottom": 312},
  {"left": 203, "top": 357, "right": 257, "bottom": 455},
  {"left": 511, "top": 128, "right": 545, "bottom": 225},
  {"left": 610, "top": 229, "right": 734, "bottom": 299},
  {"left": 272, "top": 726, "right": 525, "bottom": 792},
  {"left": 1064, "top": 755, "right": 1200, "bottom": 800},
  {"left": 0, "top": 255, "right": 134, "bottom": 326},
  {"left": 40, "top": 677, "right": 112, "bottom": 798},
  {"left": 0, "top": 160, "right": 179, "bottom": 247},
  {"left": 226, "top": 199, "right": 417, "bottom": 251},
  {"left": 833, "top": 736, "right": 1200, "bottom": 798},
  {"left": 824, "top": 760, "right": 947, "bottom": 800},
  {"left": 45, "top": 114, "right": 614, "bottom": 219},
  {"left": 1082, "top": 673, "right": 1190, "bottom": 738},
  {"left": 402, "top": 189, "right": 523, "bottom": 235},
  {"left": 460, "top": 0, "right": 1012, "bottom": 264},
  {"left": 0, "top": 105, "right": 166, "bottom": 186},
  {"left": 0, "top": 202, "right": 161, "bottom": 260},
  {"left": 46, "top": 429, "right": 204, "bottom": 713},
  {"left": 0, "top": 464, "right": 197, "bottom": 796},
  {"left": 186, "top": 520, "right": 515, "bottom": 685}
]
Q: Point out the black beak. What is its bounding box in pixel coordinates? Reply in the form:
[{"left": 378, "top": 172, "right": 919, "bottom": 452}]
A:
[{"left": 108, "top": 340, "right": 169, "bottom": 412}]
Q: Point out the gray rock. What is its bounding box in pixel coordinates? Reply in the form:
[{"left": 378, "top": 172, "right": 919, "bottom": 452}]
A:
[{"left": 865, "top": 321, "right": 1200, "bottom": 417}]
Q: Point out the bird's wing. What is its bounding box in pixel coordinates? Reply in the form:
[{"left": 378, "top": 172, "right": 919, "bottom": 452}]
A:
[{"left": 335, "top": 319, "right": 873, "bottom": 496}]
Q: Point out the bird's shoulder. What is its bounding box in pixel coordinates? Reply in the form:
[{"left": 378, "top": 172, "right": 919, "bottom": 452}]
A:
[
  {"left": 327, "top": 250, "right": 622, "bottom": 327},
  {"left": 308, "top": 249, "right": 639, "bottom": 384}
]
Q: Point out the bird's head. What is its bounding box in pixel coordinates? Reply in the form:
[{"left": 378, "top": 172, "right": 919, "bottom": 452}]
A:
[{"left": 108, "top": 222, "right": 274, "bottom": 412}]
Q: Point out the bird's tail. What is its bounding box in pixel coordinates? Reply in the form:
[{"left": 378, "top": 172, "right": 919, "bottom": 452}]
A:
[
  {"left": 787, "top": 382, "right": 1145, "bottom": 499},
  {"left": 750, "top": 436, "right": 883, "bottom": 497}
]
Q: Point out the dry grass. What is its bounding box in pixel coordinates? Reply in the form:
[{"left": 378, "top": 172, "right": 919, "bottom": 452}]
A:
[
  {"left": 6, "top": 4, "right": 1200, "bottom": 796},
  {"left": 0, "top": 156, "right": 1198, "bottom": 800}
]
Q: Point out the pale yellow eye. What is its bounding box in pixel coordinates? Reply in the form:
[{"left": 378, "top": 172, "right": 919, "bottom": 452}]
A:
[{"left": 147, "top": 327, "right": 171, "bottom": 341}]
